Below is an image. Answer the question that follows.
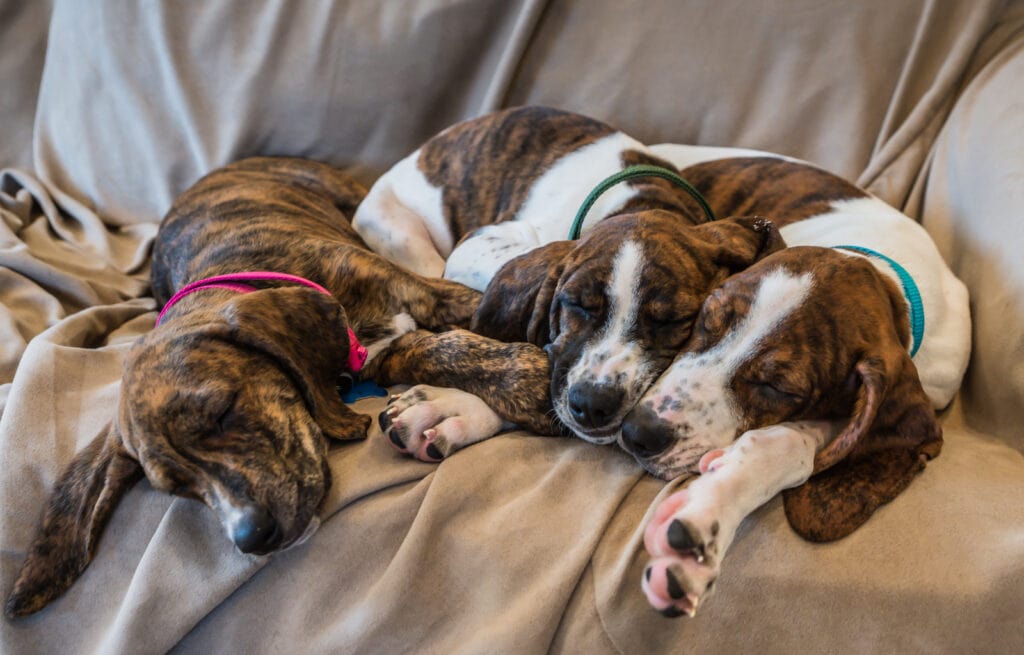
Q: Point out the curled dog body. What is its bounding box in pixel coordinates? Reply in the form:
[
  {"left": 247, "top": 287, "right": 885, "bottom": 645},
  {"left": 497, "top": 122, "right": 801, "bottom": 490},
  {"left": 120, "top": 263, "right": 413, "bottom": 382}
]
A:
[
  {"left": 361, "top": 107, "right": 783, "bottom": 454},
  {"left": 5, "top": 157, "right": 481, "bottom": 618},
  {"left": 366, "top": 139, "right": 970, "bottom": 617}
]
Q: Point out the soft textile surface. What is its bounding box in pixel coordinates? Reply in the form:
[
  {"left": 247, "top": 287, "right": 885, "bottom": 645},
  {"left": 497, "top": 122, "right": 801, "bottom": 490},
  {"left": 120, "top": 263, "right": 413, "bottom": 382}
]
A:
[{"left": 2, "top": 1, "right": 1023, "bottom": 653}]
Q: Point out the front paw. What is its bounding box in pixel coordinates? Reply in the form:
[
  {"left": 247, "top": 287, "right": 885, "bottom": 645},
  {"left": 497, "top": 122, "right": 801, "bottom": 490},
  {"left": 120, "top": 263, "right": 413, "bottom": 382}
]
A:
[
  {"left": 377, "top": 385, "right": 506, "bottom": 462},
  {"left": 360, "top": 329, "right": 434, "bottom": 382},
  {"left": 641, "top": 489, "right": 724, "bottom": 617}
]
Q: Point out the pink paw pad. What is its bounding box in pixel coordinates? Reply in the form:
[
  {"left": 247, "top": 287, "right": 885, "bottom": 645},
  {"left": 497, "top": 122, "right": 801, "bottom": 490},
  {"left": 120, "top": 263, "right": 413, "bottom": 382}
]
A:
[
  {"left": 642, "top": 557, "right": 699, "bottom": 618},
  {"left": 644, "top": 489, "right": 690, "bottom": 556},
  {"left": 413, "top": 431, "right": 444, "bottom": 462},
  {"left": 379, "top": 410, "right": 409, "bottom": 453}
]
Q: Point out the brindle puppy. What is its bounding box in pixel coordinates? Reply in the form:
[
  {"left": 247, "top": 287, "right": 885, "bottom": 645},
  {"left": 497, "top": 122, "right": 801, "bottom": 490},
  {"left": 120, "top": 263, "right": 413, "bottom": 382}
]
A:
[{"left": 5, "top": 157, "right": 480, "bottom": 618}]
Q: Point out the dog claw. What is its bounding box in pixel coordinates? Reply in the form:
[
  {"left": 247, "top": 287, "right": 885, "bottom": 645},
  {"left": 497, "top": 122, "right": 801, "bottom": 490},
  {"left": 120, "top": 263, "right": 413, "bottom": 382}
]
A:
[{"left": 423, "top": 428, "right": 437, "bottom": 442}]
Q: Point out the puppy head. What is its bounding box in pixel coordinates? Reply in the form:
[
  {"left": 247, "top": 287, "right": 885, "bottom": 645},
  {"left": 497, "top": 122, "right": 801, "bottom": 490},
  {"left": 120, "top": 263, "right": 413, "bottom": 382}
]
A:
[
  {"left": 619, "top": 247, "right": 940, "bottom": 536},
  {"left": 5, "top": 287, "right": 369, "bottom": 618},
  {"left": 472, "top": 212, "right": 783, "bottom": 444}
]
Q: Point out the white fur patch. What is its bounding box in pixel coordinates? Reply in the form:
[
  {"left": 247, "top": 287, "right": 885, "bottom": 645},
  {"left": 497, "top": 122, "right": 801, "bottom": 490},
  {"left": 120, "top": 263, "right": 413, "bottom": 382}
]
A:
[
  {"left": 778, "top": 196, "right": 971, "bottom": 408},
  {"left": 444, "top": 221, "right": 542, "bottom": 291},
  {"left": 568, "top": 239, "right": 648, "bottom": 388},
  {"left": 445, "top": 132, "right": 654, "bottom": 291},
  {"left": 352, "top": 150, "right": 448, "bottom": 277},
  {"left": 519, "top": 132, "right": 649, "bottom": 243},
  {"left": 363, "top": 313, "right": 417, "bottom": 365}
]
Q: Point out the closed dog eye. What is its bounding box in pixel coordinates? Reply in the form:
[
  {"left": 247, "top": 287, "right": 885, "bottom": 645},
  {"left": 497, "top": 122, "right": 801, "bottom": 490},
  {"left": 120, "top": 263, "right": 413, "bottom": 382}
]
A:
[
  {"left": 562, "top": 296, "right": 604, "bottom": 321},
  {"left": 648, "top": 317, "right": 695, "bottom": 348},
  {"left": 751, "top": 381, "right": 803, "bottom": 404},
  {"left": 740, "top": 375, "right": 807, "bottom": 409}
]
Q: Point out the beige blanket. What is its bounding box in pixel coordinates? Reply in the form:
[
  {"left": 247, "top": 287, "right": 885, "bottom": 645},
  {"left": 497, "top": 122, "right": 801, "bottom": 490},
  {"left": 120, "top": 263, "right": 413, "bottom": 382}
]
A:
[{"left": 2, "top": 1, "right": 1023, "bottom": 653}]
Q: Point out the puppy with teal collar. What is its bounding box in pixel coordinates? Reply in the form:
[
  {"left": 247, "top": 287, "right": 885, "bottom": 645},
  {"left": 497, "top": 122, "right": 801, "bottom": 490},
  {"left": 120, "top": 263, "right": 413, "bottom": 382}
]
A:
[{"left": 624, "top": 150, "right": 970, "bottom": 618}]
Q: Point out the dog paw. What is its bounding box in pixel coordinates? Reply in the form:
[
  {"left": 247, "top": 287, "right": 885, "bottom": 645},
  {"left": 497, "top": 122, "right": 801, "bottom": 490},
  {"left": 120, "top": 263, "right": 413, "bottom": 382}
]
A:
[
  {"left": 377, "top": 385, "right": 507, "bottom": 462},
  {"left": 641, "top": 489, "right": 724, "bottom": 617}
]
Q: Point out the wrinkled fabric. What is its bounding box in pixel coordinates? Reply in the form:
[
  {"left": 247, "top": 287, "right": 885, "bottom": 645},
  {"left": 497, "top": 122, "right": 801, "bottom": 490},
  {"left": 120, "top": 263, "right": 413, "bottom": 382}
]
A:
[{"left": 1, "top": 1, "right": 1023, "bottom": 653}]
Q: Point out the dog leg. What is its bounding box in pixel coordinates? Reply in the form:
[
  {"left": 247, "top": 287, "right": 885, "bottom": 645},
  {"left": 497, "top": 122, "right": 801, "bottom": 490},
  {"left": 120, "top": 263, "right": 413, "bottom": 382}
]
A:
[
  {"left": 352, "top": 157, "right": 449, "bottom": 278},
  {"left": 641, "top": 421, "right": 835, "bottom": 617},
  {"left": 377, "top": 385, "right": 513, "bottom": 461},
  {"left": 365, "top": 329, "right": 560, "bottom": 437}
]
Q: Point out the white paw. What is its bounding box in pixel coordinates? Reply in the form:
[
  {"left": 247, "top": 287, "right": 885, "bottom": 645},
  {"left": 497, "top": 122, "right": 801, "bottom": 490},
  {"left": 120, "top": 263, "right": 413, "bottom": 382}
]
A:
[
  {"left": 641, "top": 487, "right": 726, "bottom": 617},
  {"left": 377, "top": 385, "right": 507, "bottom": 462}
]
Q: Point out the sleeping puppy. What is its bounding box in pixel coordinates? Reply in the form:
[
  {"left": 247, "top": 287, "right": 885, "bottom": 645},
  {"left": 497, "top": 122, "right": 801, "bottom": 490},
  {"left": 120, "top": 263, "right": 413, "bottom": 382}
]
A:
[
  {"left": 5, "top": 157, "right": 481, "bottom": 618},
  {"left": 359, "top": 106, "right": 783, "bottom": 455},
  {"left": 624, "top": 152, "right": 971, "bottom": 617},
  {"left": 367, "top": 151, "right": 970, "bottom": 616}
]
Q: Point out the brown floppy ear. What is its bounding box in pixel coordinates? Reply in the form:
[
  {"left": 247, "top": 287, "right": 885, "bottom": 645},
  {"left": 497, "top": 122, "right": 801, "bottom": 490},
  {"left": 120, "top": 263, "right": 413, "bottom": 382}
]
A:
[
  {"left": 696, "top": 216, "right": 786, "bottom": 271},
  {"left": 471, "top": 241, "right": 575, "bottom": 346},
  {"left": 783, "top": 353, "right": 942, "bottom": 542},
  {"left": 5, "top": 422, "right": 143, "bottom": 618},
  {"left": 220, "top": 287, "right": 371, "bottom": 441}
]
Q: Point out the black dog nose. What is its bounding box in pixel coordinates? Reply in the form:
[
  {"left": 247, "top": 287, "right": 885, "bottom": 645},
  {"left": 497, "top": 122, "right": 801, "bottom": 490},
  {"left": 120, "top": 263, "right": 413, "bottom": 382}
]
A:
[
  {"left": 620, "top": 407, "right": 675, "bottom": 458},
  {"left": 568, "top": 382, "right": 624, "bottom": 429},
  {"left": 231, "top": 505, "right": 282, "bottom": 554}
]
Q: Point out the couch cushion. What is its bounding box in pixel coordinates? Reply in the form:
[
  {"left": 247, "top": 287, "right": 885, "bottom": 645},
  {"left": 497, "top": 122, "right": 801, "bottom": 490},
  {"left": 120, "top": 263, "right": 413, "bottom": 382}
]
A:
[
  {"left": 919, "top": 19, "right": 1024, "bottom": 450},
  {"left": 32, "top": 0, "right": 539, "bottom": 226}
]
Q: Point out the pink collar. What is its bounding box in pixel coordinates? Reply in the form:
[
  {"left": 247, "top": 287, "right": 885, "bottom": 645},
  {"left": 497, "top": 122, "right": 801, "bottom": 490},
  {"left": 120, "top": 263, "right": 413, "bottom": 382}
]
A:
[{"left": 155, "top": 271, "right": 368, "bottom": 372}]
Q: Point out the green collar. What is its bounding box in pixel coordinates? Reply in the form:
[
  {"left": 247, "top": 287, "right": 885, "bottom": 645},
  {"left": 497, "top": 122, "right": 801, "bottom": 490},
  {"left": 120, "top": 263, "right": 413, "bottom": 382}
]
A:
[
  {"left": 568, "top": 164, "right": 716, "bottom": 240},
  {"left": 834, "top": 245, "right": 925, "bottom": 357}
]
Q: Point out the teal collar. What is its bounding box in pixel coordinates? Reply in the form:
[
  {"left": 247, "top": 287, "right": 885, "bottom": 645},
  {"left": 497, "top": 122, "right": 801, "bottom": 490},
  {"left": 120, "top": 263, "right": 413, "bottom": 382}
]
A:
[
  {"left": 833, "top": 245, "right": 925, "bottom": 357},
  {"left": 568, "top": 164, "right": 716, "bottom": 240}
]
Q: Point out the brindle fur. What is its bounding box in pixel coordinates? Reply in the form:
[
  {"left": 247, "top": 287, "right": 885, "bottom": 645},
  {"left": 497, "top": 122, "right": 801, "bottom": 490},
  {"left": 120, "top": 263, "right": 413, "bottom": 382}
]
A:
[
  {"left": 6, "top": 157, "right": 481, "bottom": 618},
  {"left": 367, "top": 329, "right": 557, "bottom": 436},
  {"left": 419, "top": 106, "right": 712, "bottom": 244},
  {"left": 679, "top": 156, "right": 868, "bottom": 230},
  {"left": 370, "top": 212, "right": 784, "bottom": 437},
  {"left": 370, "top": 109, "right": 785, "bottom": 447},
  {"left": 672, "top": 159, "right": 939, "bottom": 540},
  {"left": 665, "top": 245, "right": 941, "bottom": 541},
  {"left": 380, "top": 153, "right": 941, "bottom": 541}
]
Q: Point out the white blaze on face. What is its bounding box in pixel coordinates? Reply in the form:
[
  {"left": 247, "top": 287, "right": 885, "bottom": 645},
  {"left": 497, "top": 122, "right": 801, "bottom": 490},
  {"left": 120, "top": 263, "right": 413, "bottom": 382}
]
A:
[
  {"left": 567, "top": 239, "right": 649, "bottom": 393},
  {"left": 643, "top": 268, "right": 815, "bottom": 452}
]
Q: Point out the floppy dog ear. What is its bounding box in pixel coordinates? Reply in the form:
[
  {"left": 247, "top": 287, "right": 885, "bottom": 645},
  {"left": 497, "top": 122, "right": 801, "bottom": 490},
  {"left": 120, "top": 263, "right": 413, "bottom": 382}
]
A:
[
  {"left": 220, "top": 287, "right": 371, "bottom": 441},
  {"left": 5, "top": 423, "right": 143, "bottom": 618},
  {"left": 783, "top": 352, "right": 942, "bottom": 542},
  {"left": 471, "top": 241, "right": 575, "bottom": 346},
  {"left": 697, "top": 216, "right": 786, "bottom": 271}
]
